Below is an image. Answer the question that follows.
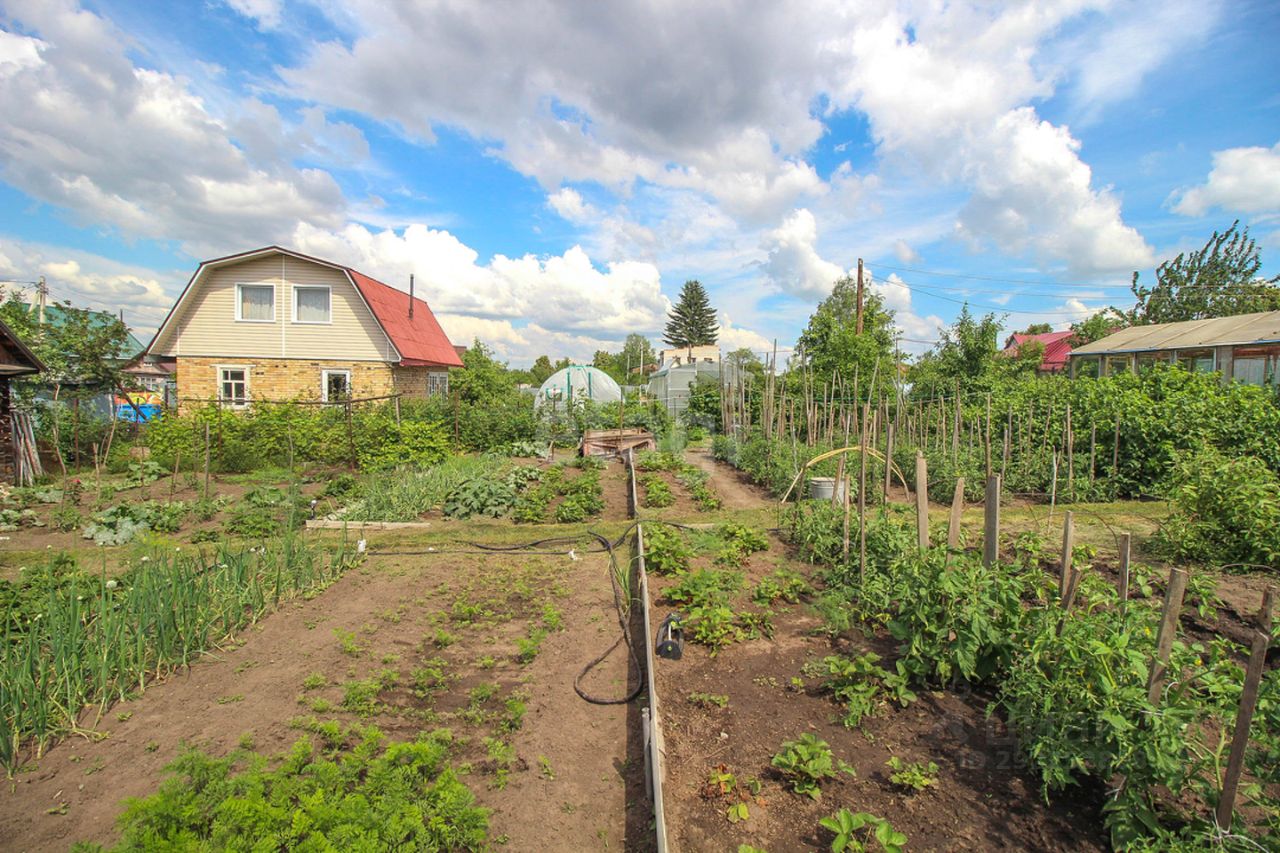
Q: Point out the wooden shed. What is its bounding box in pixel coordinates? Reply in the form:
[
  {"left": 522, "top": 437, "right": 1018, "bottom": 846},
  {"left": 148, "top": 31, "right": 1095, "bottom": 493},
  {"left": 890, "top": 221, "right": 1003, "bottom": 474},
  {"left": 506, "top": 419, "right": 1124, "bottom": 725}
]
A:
[{"left": 0, "top": 318, "right": 45, "bottom": 483}]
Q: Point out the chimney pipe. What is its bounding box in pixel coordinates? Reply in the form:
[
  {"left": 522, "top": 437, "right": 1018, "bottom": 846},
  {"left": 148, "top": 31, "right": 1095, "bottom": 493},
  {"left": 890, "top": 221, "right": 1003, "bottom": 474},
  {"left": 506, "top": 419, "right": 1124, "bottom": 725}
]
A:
[{"left": 409, "top": 274, "right": 415, "bottom": 320}]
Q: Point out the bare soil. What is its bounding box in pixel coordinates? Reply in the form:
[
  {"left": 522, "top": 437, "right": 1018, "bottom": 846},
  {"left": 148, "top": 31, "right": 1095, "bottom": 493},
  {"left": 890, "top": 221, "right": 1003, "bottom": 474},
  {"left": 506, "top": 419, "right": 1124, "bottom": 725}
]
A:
[{"left": 0, "top": 539, "right": 649, "bottom": 852}]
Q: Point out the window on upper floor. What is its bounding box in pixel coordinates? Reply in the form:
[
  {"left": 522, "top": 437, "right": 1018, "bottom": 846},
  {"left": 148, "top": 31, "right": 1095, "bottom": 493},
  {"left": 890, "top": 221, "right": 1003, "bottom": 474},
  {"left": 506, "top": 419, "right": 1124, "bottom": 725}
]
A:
[
  {"left": 294, "top": 286, "right": 331, "bottom": 324},
  {"left": 236, "top": 284, "right": 275, "bottom": 322}
]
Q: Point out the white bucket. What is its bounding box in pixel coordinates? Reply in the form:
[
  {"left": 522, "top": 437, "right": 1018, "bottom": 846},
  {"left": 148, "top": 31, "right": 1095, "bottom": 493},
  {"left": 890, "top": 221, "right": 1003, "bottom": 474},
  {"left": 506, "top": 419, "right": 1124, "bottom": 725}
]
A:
[{"left": 809, "top": 476, "right": 848, "bottom": 502}]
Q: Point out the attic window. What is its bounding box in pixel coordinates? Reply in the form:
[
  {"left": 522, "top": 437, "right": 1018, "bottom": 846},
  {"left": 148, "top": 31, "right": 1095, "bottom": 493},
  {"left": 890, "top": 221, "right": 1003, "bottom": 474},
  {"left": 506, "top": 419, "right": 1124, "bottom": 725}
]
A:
[
  {"left": 294, "top": 286, "right": 331, "bottom": 324},
  {"left": 236, "top": 284, "right": 275, "bottom": 322}
]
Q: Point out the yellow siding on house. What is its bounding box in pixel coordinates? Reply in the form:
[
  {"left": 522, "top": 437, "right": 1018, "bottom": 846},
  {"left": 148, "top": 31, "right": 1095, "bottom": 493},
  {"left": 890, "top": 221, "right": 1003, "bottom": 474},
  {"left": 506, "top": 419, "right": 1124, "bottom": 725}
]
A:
[{"left": 152, "top": 253, "right": 397, "bottom": 362}]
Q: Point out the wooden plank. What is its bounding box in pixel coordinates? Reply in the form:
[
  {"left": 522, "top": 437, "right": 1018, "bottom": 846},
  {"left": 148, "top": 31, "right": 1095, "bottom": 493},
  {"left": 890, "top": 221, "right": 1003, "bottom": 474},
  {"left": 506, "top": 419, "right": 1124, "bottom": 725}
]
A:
[
  {"left": 305, "top": 519, "right": 433, "bottom": 530},
  {"left": 1118, "top": 532, "right": 1131, "bottom": 614}
]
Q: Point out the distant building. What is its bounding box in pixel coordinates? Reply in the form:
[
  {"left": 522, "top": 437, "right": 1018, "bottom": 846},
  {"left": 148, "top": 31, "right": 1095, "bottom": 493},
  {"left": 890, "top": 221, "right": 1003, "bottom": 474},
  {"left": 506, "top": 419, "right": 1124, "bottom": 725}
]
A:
[
  {"left": 658, "top": 344, "right": 718, "bottom": 368},
  {"left": 0, "top": 317, "right": 43, "bottom": 483},
  {"left": 1002, "top": 330, "right": 1074, "bottom": 374},
  {"left": 1068, "top": 310, "right": 1280, "bottom": 386}
]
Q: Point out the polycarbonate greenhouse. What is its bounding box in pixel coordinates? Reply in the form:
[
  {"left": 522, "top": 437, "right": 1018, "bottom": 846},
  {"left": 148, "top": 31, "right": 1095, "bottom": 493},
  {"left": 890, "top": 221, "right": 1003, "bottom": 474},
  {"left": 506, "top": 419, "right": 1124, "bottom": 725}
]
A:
[{"left": 534, "top": 364, "right": 622, "bottom": 409}]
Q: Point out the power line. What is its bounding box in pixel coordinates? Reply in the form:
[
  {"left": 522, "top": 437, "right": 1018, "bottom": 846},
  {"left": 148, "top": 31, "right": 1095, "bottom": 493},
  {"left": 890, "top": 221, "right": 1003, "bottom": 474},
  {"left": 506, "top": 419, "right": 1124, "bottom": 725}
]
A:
[{"left": 871, "top": 262, "right": 1129, "bottom": 290}]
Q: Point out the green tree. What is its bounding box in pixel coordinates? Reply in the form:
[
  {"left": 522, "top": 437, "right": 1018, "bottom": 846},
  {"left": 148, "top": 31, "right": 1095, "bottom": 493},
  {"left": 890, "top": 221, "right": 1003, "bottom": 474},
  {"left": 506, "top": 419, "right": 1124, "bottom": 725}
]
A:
[
  {"left": 794, "top": 275, "right": 898, "bottom": 401},
  {"left": 1070, "top": 308, "right": 1127, "bottom": 346},
  {"left": 528, "top": 355, "right": 556, "bottom": 386},
  {"left": 663, "top": 280, "right": 718, "bottom": 349},
  {"left": 449, "top": 339, "right": 516, "bottom": 404},
  {"left": 0, "top": 295, "right": 131, "bottom": 398},
  {"left": 1018, "top": 322, "right": 1054, "bottom": 335},
  {"left": 1128, "top": 221, "right": 1280, "bottom": 325},
  {"left": 908, "top": 306, "right": 1004, "bottom": 399},
  {"left": 620, "top": 333, "right": 656, "bottom": 377}
]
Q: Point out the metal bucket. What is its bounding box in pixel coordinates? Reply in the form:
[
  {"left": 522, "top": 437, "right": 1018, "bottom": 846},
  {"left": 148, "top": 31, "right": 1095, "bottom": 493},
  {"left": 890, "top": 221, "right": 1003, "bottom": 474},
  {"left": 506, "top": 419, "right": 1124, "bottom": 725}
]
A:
[{"left": 808, "top": 476, "right": 848, "bottom": 502}]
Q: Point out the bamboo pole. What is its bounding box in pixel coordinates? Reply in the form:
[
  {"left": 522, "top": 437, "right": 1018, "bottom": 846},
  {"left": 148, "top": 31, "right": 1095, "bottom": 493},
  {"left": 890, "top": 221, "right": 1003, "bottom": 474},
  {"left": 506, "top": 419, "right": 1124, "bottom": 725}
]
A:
[{"left": 1059, "top": 511, "right": 1075, "bottom": 600}]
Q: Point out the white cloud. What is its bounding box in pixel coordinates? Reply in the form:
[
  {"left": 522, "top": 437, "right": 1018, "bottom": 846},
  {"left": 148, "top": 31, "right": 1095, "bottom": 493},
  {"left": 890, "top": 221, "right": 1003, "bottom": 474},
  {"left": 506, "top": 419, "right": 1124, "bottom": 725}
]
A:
[
  {"left": 868, "top": 272, "right": 946, "bottom": 355},
  {"left": 1173, "top": 142, "right": 1280, "bottom": 217},
  {"left": 893, "top": 239, "right": 920, "bottom": 265},
  {"left": 718, "top": 314, "right": 772, "bottom": 355},
  {"left": 435, "top": 315, "right": 623, "bottom": 367},
  {"left": 546, "top": 187, "right": 597, "bottom": 224},
  {"left": 225, "top": 0, "right": 283, "bottom": 29},
  {"left": 0, "top": 237, "right": 180, "bottom": 334},
  {"left": 0, "top": 2, "right": 345, "bottom": 255},
  {"left": 289, "top": 221, "right": 671, "bottom": 336},
  {"left": 759, "top": 209, "right": 847, "bottom": 300}
]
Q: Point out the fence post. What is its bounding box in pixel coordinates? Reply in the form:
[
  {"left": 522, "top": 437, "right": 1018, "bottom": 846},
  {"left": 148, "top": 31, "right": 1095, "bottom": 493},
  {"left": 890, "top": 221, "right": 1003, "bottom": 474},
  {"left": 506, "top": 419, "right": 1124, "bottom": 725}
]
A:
[
  {"left": 394, "top": 395, "right": 401, "bottom": 426},
  {"left": 947, "top": 477, "right": 964, "bottom": 550},
  {"left": 915, "top": 452, "right": 929, "bottom": 550},
  {"left": 1146, "top": 568, "right": 1189, "bottom": 705},
  {"left": 1118, "top": 532, "right": 1131, "bottom": 615},
  {"left": 883, "top": 422, "right": 894, "bottom": 502},
  {"left": 1215, "top": 629, "right": 1271, "bottom": 831},
  {"left": 983, "top": 474, "right": 1000, "bottom": 567}
]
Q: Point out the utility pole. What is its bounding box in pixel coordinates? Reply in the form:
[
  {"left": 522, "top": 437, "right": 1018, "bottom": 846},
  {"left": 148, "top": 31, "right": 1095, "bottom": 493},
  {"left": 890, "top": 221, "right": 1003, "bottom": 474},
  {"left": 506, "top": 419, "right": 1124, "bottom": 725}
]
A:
[
  {"left": 36, "top": 275, "right": 47, "bottom": 325},
  {"left": 855, "top": 258, "right": 865, "bottom": 335}
]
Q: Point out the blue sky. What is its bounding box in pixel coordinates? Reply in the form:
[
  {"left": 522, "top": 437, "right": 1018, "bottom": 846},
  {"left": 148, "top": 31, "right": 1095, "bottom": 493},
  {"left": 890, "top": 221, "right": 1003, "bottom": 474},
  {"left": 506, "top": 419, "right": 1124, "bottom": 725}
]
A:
[{"left": 0, "top": 0, "right": 1276, "bottom": 365}]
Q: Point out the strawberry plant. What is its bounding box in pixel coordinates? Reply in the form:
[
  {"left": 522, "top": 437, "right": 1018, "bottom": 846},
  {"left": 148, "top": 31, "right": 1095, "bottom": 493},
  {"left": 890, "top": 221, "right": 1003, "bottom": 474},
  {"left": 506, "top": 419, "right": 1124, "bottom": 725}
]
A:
[
  {"left": 753, "top": 569, "right": 811, "bottom": 605},
  {"left": 819, "top": 809, "right": 906, "bottom": 853},
  {"left": 771, "top": 733, "right": 852, "bottom": 799},
  {"left": 886, "top": 756, "right": 938, "bottom": 792},
  {"left": 641, "top": 473, "right": 676, "bottom": 508},
  {"left": 644, "top": 524, "right": 692, "bottom": 575}
]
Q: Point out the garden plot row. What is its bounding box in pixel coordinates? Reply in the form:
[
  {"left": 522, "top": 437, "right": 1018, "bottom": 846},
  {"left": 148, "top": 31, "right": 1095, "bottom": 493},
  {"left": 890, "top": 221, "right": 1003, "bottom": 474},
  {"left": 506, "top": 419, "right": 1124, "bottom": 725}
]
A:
[
  {"left": 1, "top": 510, "right": 652, "bottom": 850},
  {"left": 652, "top": 449, "right": 1279, "bottom": 851}
]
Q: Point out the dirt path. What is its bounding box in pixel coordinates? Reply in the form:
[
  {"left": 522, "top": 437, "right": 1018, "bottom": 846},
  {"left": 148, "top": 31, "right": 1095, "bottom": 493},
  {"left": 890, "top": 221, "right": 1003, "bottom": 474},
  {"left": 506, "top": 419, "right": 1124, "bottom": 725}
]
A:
[
  {"left": 686, "top": 448, "right": 770, "bottom": 510},
  {"left": 1, "top": 539, "right": 648, "bottom": 852}
]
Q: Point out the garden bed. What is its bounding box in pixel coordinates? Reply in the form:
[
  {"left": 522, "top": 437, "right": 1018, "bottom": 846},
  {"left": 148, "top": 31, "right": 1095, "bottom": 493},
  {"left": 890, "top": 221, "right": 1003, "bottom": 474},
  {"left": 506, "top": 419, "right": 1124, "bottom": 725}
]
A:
[{"left": 0, "top": 529, "right": 651, "bottom": 851}]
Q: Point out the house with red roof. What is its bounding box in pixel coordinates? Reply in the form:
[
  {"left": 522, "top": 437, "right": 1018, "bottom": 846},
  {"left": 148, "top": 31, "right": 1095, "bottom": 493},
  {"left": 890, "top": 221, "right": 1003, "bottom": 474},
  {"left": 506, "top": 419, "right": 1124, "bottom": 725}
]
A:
[
  {"left": 142, "top": 246, "right": 462, "bottom": 412},
  {"left": 1002, "top": 330, "right": 1075, "bottom": 373}
]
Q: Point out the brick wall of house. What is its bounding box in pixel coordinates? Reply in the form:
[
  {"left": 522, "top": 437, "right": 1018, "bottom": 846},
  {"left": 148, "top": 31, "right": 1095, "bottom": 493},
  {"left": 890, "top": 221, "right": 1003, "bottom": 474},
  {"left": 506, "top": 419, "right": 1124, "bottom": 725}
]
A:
[{"left": 175, "top": 357, "right": 449, "bottom": 412}]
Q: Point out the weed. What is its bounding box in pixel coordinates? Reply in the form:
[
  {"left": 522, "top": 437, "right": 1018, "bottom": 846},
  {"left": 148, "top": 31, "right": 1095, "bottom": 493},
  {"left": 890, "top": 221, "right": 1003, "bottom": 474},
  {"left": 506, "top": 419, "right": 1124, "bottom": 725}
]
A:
[
  {"left": 433, "top": 627, "right": 458, "bottom": 648},
  {"left": 688, "top": 692, "right": 729, "bottom": 709},
  {"left": 516, "top": 628, "right": 546, "bottom": 663},
  {"left": 538, "top": 755, "right": 555, "bottom": 780},
  {"left": 886, "top": 757, "right": 938, "bottom": 792},
  {"left": 301, "top": 673, "right": 327, "bottom": 691},
  {"left": 333, "top": 628, "right": 362, "bottom": 657},
  {"left": 215, "top": 694, "right": 244, "bottom": 705},
  {"left": 541, "top": 602, "right": 564, "bottom": 632}
]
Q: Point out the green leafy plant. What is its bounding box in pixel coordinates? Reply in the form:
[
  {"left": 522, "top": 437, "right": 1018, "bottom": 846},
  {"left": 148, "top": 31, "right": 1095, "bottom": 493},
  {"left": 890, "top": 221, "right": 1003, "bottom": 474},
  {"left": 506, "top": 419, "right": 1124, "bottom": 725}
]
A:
[
  {"left": 644, "top": 524, "right": 693, "bottom": 575},
  {"left": 819, "top": 809, "right": 907, "bottom": 853},
  {"left": 76, "top": 728, "right": 487, "bottom": 851},
  {"left": 771, "top": 733, "right": 851, "bottom": 799},
  {"left": 641, "top": 473, "right": 676, "bottom": 508},
  {"left": 885, "top": 756, "right": 938, "bottom": 792}
]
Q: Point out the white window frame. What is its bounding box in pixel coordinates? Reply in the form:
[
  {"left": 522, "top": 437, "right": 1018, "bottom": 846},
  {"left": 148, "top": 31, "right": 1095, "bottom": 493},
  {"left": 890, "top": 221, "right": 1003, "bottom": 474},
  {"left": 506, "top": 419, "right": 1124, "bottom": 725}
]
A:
[
  {"left": 322, "top": 368, "right": 352, "bottom": 402},
  {"left": 216, "top": 364, "right": 251, "bottom": 408},
  {"left": 427, "top": 371, "right": 449, "bottom": 397},
  {"left": 235, "top": 283, "right": 276, "bottom": 323},
  {"left": 292, "top": 285, "right": 332, "bottom": 325}
]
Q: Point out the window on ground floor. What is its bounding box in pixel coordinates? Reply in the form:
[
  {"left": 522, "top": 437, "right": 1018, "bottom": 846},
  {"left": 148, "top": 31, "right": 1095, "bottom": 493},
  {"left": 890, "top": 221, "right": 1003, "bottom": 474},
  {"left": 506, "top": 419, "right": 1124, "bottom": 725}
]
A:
[
  {"left": 323, "top": 369, "right": 352, "bottom": 402},
  {"left": 427, "top": 371, "right": 449, "bottom": 397},
  {"left": 218, "top": 366, "right": 249, "bottom": 407},
  {"left": 1175, "top": 349, "right": 1216, "bottom": 373},
  {"left": 1074, "top": 357, "right": 1100, "bottom": 378},
  {"left": 1104, "top": 355, "right": 1131, "bottom": 376}
]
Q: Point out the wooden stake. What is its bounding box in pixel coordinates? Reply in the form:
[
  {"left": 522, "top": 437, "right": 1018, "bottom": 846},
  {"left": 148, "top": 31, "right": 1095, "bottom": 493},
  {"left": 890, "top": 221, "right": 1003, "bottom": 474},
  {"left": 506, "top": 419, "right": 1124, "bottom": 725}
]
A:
[
  {"left": 1065, "top": 402, "right": 1074, "bottom": 502},
  {"left": 915, "top": 452, "right": 929, "bottom": 550},
  {"left": 1059, "top": 511, "right": 1075, "bottom": 599},
  {"left": 1215, "top": 629, "right": 1271, "bottom": 831},
  {"left": 883, "top": 422, "right": 894, "bottom": 502},
  {"left": 202, "top": 421, "right": 211, "bottom": 501},
  {"left": 947, "top": 477, "right": 965, "bottom": 551},
  {"left": 983, "top": 474, "right": 1000, "bottom": 568},
  {"left": 1258, "top": 586, "right": 1276, "bottom": 635},
  {"left": 1118, "top": 533, "right": 1132, "bottom": 614},
  {"left": 1146, "top": 568, "right": 1189, "bottom": 705}
]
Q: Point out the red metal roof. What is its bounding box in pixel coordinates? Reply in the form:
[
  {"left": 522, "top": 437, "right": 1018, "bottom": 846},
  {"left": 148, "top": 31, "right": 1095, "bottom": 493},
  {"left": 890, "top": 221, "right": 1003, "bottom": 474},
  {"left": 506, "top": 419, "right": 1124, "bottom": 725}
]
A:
[
  {"left": 1004, "top": 330, "right": 1074, "bottom": 372},
  {"left": 345, "top": 270, "right": 463, "bottom": 368}
]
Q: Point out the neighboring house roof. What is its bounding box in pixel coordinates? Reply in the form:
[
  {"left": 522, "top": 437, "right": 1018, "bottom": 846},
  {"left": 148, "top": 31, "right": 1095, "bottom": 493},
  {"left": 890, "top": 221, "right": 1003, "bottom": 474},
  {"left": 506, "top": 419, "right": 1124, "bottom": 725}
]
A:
[
  {"left": 1070, "top": 310, "right": 1280, "bottom": 357},
  {"left": 0, "top": 317, "right": 44, "bottom": 377},
  {"left": 145, "top": 246, "right": 463, "bottom": 369},
  {"left": 1003, "top": 330, "right": 1074, "bottom": 372},
  {"left": 22, "top": 302, "right": 145, "bottom": 360}
]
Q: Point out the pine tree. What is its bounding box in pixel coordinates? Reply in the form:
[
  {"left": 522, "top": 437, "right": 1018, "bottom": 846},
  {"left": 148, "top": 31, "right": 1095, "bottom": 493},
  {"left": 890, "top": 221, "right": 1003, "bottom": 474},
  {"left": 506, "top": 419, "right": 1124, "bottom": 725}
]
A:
[{"left": 663, "top": 280, "right": 719, "bottom": 349}]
